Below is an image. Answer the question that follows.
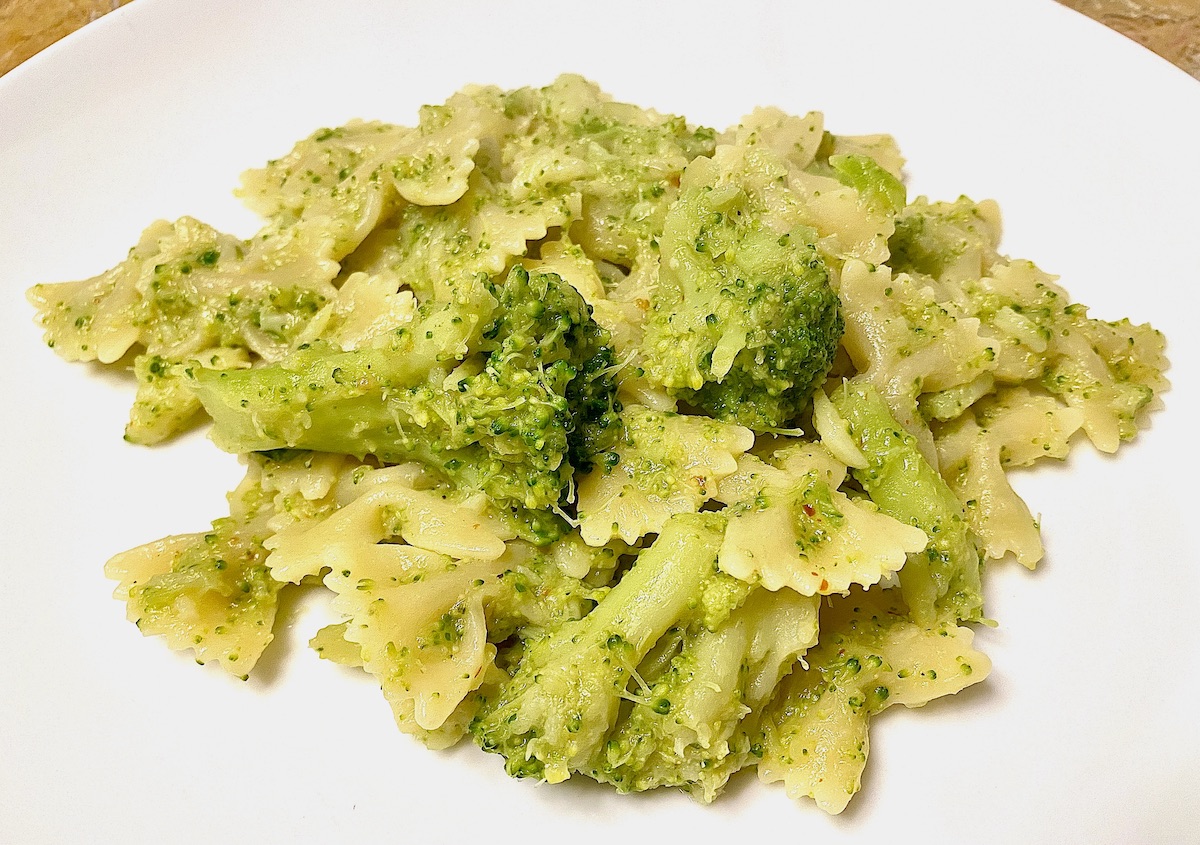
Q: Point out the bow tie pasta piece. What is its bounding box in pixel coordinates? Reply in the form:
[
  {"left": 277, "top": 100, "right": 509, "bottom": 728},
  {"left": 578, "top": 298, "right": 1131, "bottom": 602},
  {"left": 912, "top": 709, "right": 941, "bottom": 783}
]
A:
[
  {"left": 315, "top": 533, "right": 617, "bottom": 747},
  {"left": 388, "top": 87, "right": 514, "bottom": 207},
  {"left": 576, "top": 405, "right": 754, "bottom": 546},
  {"left": 888, "top": 196, "right": 1003, "bottom": 286},
  {"left": 727, "top": 108, "right": 826, "bottom": 172},
  {"left": 1040, "top": 309, "right": 1168, "bottom": 453},
  {"left": 757, "top": 589, "right": 990, "bottom": 814},
  {"left": 240, "top": 121, "right": 406, "bottom": 263},
  {"left": 326, "top": 545, "right": 502, "bottom": 737},
  {"left": 103, "top": 459, "right": 287, "bottom": 677},
  {"left": 935, "top": 387, "right": 1085, "bottom": 567},
  {"left": 264, "top": 466, "right": 512, "bottom": 584},
  {"left": 595, "top": 587, "right": 819, "bottom": 803},
  {"left": 103, "top": 450, "right": 363, "bottom": 675},
  {"left": 718, "top": 443, "right": 928, "bottom": 595},
  {"left": 126, "top": 346, "right": 251, "bottom": 445},
  {"left": 28, "top": 218, "right": 244, "bottom": 366},
  {"left": 293, "top": 269, "right": 417, "bottom": 353},
  {"left": 28, "top": 216, "right": 342, "bottom": 444}
]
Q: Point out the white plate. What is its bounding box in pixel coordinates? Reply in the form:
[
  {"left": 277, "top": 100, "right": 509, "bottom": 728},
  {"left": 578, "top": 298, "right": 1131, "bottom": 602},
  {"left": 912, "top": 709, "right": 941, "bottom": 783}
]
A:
[{"left": 2, "top": 1, "right": 1197, "bottom": 842}]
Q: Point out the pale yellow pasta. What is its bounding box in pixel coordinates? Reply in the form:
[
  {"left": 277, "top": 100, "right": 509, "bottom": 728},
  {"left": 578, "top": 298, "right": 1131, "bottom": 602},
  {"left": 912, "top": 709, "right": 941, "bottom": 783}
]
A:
[
  {"left": 758, "top": 592, "right": 991, "bottom": 814},
  {"left": 728, "top": 107, "right": 825, "bottom": 172},
  {"left": 104, "top": 463, "right": 282, "bottom": 675},
  {"left": 838, "top": 258, "right": 997, "bottom": 463},
  {"left": 576, "top": 405, "right": 754, "bottom": 546},
  {"left": 718, "top": 444, "right": 928, "bottom": 594},
  {"left": 326, "top": 545, "right": 499, "bottom": 735},
  {"left": 935, "top": 387, "right": 1085, "bottom": 567},
  {"left": 265, "top": 467, "right": 511, "bottom": 583},
  {"left": 293, "top": 269, "right": 416, "bottom": 351}
]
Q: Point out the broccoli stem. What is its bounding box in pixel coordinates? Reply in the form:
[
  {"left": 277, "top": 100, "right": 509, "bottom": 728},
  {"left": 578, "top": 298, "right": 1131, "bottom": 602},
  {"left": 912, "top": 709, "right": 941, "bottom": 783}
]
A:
[
  {"left": 471, "top": 512, "right": 726, "bottom": 782},
  {"left": 594, "top": 586, "right": 818, "bottom": 801},
  {"left": 830, "top": 380, "right": 983, "bottom": 624},
  {"left": 191, "top": 345, "right": 411, "bottom": 456}
]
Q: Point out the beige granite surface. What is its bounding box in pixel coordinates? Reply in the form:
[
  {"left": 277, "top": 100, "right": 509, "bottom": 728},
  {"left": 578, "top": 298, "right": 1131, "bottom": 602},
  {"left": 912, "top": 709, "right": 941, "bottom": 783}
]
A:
[{"left": 1, "top": 0, "right": 1197, "bottom": 79}]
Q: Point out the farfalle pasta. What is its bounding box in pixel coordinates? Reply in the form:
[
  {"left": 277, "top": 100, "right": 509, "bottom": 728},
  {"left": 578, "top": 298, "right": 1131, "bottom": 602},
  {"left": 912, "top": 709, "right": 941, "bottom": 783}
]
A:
[{"left": 30, "top": 74, "right": 1167, "bottom": 813}]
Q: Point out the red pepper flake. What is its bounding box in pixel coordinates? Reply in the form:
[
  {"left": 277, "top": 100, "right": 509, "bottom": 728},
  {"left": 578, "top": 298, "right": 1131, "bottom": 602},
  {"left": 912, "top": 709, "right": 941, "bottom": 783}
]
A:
[
  {"left": 819, "top": 578, "right": 830, "bottom": 592},
  {"left": 802, "top": 503, "right": 816, "bottom": 516}
]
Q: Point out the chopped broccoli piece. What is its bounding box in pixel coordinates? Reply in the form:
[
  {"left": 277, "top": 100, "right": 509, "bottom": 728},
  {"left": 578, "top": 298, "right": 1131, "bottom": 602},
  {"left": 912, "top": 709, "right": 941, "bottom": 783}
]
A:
[
  {"left": 830, "top": 380, "right": 984, "bottom": 625},
  {"left": 828, "top": 153, "right": 906, "bottom": 216},
  {"left": 642, "top": 151, "right": 843, "bottom": 430},
  {"left": 191, "top": 266, "right": 619, "bottom": 538},
  {"left": 470, "top": 512, "right": 734, "bottom": 782},
  {"left": 594, "top": 587, "right": 819, "bottom": 801}
]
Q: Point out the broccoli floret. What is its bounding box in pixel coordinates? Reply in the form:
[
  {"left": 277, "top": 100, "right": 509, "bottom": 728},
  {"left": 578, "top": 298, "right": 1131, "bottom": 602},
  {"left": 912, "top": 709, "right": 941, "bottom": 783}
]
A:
[
  {"left": 642, "top": 152, "right": 843, "bottom": 430},
  {"left": 594, "top": 587, "right": 818, "bottom": 801},
  {"left": 470, "top": 512, "right": 736, "bottom": 782},
  {"left": 191, "top": 266, "right": 619, "bottom": 540},
  {"left": 480, "top": 263, "right": 622, "bottom": 474},
  {"left": 830, "top": 380, "right": 984, "bottom": 625}
]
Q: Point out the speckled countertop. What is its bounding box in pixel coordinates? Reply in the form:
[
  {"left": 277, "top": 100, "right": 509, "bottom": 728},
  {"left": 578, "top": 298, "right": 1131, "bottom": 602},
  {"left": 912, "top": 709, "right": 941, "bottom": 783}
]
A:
[{"left": 1, "top": 0, "right": 1198, "bottom": 80}]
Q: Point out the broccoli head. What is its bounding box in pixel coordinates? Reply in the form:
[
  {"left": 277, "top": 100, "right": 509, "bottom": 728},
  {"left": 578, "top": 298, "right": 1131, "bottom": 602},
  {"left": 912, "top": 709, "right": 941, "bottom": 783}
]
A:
[
  {"left": 642, "top": 151, "right": 843, "bottom": 430},
  {"left": 191, "top": 266, "right": 619, "bottom": 540}
]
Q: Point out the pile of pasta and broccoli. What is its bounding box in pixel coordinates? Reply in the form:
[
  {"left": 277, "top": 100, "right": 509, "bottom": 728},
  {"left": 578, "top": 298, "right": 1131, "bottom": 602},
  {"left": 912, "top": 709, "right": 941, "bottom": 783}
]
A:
[{"left": 28, "top": 75, "right": 1167, "bottom": 813}]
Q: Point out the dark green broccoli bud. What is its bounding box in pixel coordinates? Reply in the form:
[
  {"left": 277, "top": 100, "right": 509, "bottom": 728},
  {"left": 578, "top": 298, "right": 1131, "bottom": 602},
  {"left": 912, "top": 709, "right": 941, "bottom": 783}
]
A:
[
  {"left": 481, "top": 265, "right": 622, "bottom": 474},
  {"left": 642, "top": 152, "right": 843, "bottom": 430},
  {"left": 564, "top": 328, "right": 622, "bottom": 473}
]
